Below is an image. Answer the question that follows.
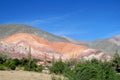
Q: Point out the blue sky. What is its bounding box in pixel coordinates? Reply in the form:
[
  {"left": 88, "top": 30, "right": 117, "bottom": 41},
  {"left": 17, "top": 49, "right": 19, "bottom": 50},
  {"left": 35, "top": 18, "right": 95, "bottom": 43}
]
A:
[{"left": 0, "top": 0, "right": 120, "bottom": 41}]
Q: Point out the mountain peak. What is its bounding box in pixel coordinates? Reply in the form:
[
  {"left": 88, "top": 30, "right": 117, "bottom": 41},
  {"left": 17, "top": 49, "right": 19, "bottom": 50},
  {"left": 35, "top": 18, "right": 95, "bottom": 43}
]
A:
[{"left": 0, "top": 24, "right": 69, "bottom": 42}]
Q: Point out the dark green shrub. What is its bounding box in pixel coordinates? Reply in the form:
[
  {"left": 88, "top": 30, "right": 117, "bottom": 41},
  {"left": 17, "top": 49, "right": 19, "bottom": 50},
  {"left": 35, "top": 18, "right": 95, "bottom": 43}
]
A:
[
  {"left": 0, "top": 65, "right": 6, "bottom": 70},
  {"left": 49, "top": 61, "right": 67, "bottom": 74},
  {"left": 3, "top": 60, "right": 10, "bottom": 67},
  {"left": 116, "top": 74, "right": 120, "bottom": 80},
  {"left": 35, "top": 65, "right": 44, "bottom": 72},
  {"left": 0, "top": 56, "right": 3, "bottom": 64},
  {"left": 24, "top": 59, "right": 39, "bottom": 71},
  {"left": 64, "top": 60, "right": 117, "bottom": 80},
  {"left": 19, "top": 58, "right": 29, "bottom": 66},
  {"left": 24, "top": 65, "right": 30, "bottom": 71},
  {"left": 4, "top": 59, "right": 17, "bottom": 70},
  {"left": 9, "top": 64, "right": 16, "bottom": 70},
  {"left": 8, "top": 61, "right": 16, "bottom": 70},
  {"left": 12, "top": 58, "right": 20, "bottom": 66}
]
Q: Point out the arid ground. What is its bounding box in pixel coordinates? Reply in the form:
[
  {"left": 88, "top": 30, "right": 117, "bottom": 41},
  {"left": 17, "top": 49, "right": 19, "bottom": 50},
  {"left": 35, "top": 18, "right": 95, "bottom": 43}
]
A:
[{"left": 0, "top": 71, "right": 53, "bottom": 80}]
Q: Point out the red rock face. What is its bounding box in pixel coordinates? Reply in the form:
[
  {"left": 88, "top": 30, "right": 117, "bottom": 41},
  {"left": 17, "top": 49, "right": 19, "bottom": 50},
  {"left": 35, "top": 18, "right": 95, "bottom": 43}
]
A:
[
  {"left": 0, "top": 33, "right": 111, "bottom": 61},
  {"left": 50, "top": 42, "right": 87, "bottom": 58}
]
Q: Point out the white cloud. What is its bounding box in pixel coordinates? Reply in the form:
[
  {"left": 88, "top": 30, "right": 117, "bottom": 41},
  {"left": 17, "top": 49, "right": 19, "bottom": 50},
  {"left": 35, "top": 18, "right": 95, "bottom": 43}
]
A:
[
  {"left": 26, "top": 9, "right": 84, "bottom": 26},
  {"left": 26, "top": 14, "right": 70, "bottom": 26},
  {"left": 52, "top": 30, "right": 87, "bottom": 36}
]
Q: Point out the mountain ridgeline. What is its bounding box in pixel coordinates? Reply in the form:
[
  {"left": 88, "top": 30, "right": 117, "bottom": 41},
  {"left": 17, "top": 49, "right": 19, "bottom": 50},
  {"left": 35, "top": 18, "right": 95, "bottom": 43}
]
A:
[
  {"left": 0, "top": 24, "right": 120, "bottom": 59},
  {"left": 64, "top": 36, "right": 120, "bottom": 54},
  {"left": 0, "top": 24, "right": 69, "bottom": 42},
  {"left": 0, "top": 24, "right": 112, "bottom": 61}
]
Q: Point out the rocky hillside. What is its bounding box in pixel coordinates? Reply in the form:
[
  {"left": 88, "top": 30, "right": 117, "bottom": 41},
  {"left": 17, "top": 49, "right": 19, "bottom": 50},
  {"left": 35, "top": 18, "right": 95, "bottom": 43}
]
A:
[
  {"left": 0, "top": 33, "right": 110, "bottom": 61},
  {"left": 0, "top": 24, "right": 112, "bottom": 61}
]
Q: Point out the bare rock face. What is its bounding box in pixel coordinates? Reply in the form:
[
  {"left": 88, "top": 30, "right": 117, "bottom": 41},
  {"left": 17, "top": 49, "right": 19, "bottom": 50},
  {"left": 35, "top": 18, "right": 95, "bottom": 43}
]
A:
[{"left": 0, "top": 33, "right": 111, "bottom": 61}]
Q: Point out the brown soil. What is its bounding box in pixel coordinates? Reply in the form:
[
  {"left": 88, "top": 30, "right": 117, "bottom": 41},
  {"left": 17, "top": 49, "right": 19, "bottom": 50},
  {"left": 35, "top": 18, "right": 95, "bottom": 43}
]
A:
[{"left": 0, "top": 71, "right": 53, "bottom": 80}]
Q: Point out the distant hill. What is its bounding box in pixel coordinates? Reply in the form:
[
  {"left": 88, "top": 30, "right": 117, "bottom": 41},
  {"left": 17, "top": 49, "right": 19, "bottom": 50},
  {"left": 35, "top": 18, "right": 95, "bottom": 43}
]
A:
[
  {"left": 88, "top": 35, "right": 120, "bottom": 54},
  {"left": 0, "top": 24, "right": 69, "bottom": 42},
  {"left": 64, "top": 35, "right": 120, "bottom": 54}
]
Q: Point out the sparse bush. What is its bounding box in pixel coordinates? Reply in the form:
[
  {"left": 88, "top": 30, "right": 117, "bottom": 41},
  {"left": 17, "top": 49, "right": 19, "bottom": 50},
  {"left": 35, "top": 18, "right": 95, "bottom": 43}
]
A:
[
  {"left": 51, "top": 75, "right": 57, "bottom": 80},
  {"left": 51, "top": 74, "right": 63, "bottom": 80}
]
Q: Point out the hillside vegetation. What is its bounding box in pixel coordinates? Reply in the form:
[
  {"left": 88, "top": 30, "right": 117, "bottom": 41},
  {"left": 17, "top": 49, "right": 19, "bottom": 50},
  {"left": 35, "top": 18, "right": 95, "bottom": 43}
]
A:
[{"left": 1, "top": 52, "right": 120, "bottom": 80}]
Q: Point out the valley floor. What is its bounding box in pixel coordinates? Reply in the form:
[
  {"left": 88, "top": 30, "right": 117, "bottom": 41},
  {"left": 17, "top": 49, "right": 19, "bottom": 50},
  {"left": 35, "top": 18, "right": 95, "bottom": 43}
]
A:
[{"left": 0, "top": 71, "right": 52, "bottom": 80}]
